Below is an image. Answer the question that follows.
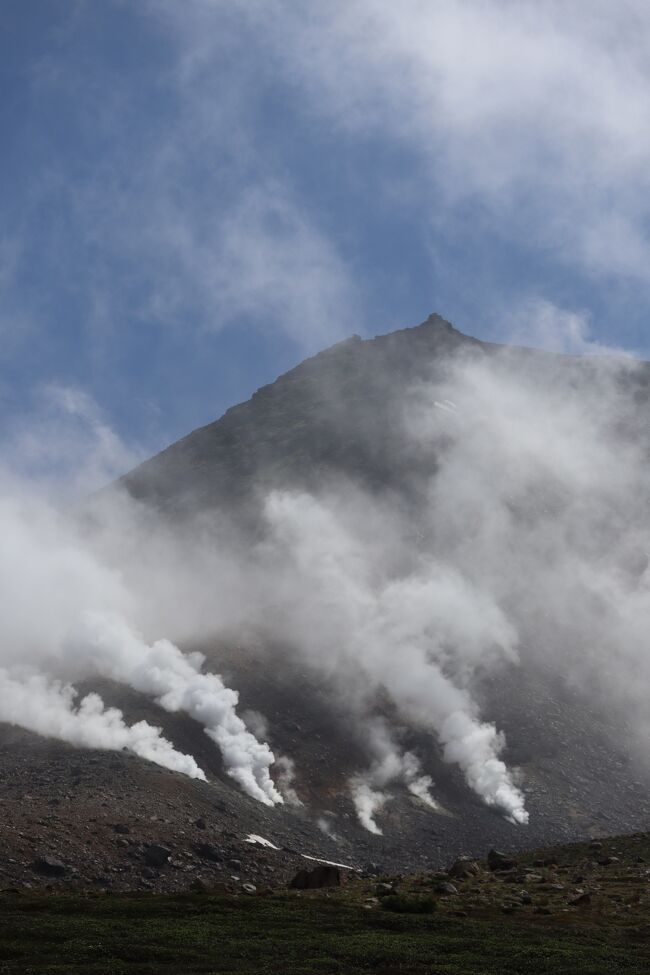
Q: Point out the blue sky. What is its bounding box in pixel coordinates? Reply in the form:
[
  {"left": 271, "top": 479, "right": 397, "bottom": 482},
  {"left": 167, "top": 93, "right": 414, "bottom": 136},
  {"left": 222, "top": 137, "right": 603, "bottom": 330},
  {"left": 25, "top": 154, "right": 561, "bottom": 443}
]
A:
[{"left": 3, "top": 1, "right": 650, "bottom": 489}]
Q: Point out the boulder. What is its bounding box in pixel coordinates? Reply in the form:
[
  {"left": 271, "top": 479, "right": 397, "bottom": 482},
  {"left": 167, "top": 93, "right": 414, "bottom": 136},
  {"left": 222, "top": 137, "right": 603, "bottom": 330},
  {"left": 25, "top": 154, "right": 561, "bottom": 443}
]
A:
[
  {"left": 190, "top": 878, "right": 211, "bottom": 893},
  {"left": 487, "top": 849, "right": 517, "bottom": 872},
  {"left": 438, "top": 882, "right": 459, "bottom": 896},
  {"left": 569, "top": 890, "right": 592, "bottom": 906},
  {"left": 144, "top": 844, "right": 171, "bottom": 868},
  {"left": 375, "top": 882, "right": 397, "bottom": 897},
  {"left": 363, "top": 862, "right": 382, "bottom": 876},
  {"left": 289, "top": 869, "right": 310, "bottom": 890},
  {"left": 193, "top": 843, "right": 223, "bottom": 863},
  {"left": 448, "top": 857, "right": 480, "bottom": 879},
  {"left": 289, "top": 864, "right": 342, "bottom": 889},
  {"left": 31, "top": 856, "right": 67, "bottom": 877}
]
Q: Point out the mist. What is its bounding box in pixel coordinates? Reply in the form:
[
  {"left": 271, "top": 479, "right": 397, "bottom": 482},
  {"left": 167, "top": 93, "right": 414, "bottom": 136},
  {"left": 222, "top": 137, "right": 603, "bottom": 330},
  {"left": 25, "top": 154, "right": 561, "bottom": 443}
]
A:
[{"left": 2, "top": 335, "right": 650, "bottom": 833}]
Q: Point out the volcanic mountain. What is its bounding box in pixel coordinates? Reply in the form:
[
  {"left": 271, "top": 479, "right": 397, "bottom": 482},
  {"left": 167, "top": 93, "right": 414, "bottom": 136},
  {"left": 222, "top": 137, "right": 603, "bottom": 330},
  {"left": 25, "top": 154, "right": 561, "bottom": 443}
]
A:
[{"left": 3, "top": 313, "right": 650, "bottom": 893}]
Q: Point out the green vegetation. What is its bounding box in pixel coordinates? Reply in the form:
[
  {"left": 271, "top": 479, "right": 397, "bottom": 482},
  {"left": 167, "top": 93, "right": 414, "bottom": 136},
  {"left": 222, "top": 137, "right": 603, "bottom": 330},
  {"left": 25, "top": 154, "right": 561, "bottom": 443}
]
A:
[
  {"left": 379, "top": 893, "right": 436, "bottom": 914},
  {"left": 0, "top": 885, "right": 648, "bottom": 975},
  {"left": 4, "top": 832, "right": 650, "bottom": 973}
]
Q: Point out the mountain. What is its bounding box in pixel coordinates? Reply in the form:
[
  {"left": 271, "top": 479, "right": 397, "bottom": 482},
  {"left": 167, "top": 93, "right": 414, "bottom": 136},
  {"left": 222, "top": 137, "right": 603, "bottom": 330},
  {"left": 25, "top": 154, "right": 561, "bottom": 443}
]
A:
[
  {"left": 120, "top": 314, "right": 476, "bottom": 514},
  {"left": 4, "top": 313, "right": 650, "bottom": 893}
]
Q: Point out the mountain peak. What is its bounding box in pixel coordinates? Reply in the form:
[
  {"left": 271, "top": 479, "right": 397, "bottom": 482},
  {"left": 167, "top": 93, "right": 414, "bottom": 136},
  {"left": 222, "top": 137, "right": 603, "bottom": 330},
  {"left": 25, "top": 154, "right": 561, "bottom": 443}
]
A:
[{"left": 422, "top": 311, "right": 456, "bottom": 329}]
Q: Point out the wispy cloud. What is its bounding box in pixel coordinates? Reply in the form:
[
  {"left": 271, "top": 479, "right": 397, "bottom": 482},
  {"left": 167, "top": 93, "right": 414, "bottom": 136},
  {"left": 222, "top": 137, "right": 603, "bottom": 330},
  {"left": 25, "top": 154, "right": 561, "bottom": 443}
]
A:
[
  {"left": 247, "top": 0, "right": 650, "bottom": 285},
  {"left": 500, "top": 298, "right": 636, "bottom": 358},
  {"left": 0, "top": 384, "right": 144, "bottom": 497},
  {"left": 23, "top": 2, "right": 362, "bottom": 353}
]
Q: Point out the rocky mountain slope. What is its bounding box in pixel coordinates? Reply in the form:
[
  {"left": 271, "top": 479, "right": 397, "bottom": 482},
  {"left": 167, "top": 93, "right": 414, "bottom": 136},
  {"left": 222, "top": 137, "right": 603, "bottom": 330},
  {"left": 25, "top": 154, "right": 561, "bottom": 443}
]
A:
[
  {"left": 120, "top": 313, "right": 650, "bottom": 515},
  {"left": 4, "top": 313, "right": 650, "bottom": 890}
]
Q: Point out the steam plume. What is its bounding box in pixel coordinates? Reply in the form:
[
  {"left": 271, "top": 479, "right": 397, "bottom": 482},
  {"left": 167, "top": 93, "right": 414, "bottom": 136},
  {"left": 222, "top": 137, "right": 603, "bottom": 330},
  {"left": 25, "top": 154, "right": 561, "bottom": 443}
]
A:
[
  {"left": 349, "top": 719, "right": 441, "bottom": 833},
  {"left": 77, "top": 612, "right": 282, "bottom": 806},
  {"left": 263, "top": 491, "right": 527, "bottom": 824},
  {"left": 6, "top": 328, "right": 650, "bottom": 834},
  {"left": 0, "top": 493, "right": 282, "bottom": 804},
  {"left": 0, "top": 670, "right": 204, "bottom": 778}
]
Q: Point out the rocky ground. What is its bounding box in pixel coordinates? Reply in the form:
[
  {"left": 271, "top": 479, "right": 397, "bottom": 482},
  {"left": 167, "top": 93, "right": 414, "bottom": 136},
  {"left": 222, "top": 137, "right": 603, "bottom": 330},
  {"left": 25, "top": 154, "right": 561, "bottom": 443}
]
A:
[
  {"left": 362, "top": 831, "right": 650, "bottom": 928},
  {"left": 2, "top": 832, "right": 650, "bottom": 974},
  {"left": 24, "top": 314, "right": 644, "bottom": 896},
  {"left": 0, "top": 731, "right": 342, "bottom": 894},
  {"left": 1, "top": 657, "right": 650, "bottom": 896}
]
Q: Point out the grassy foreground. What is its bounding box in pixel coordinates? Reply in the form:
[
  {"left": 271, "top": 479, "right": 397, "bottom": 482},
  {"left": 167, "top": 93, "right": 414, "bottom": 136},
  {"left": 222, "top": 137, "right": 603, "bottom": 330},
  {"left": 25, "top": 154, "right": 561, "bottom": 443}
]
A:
[{"left": 0, "top": 887, "right": 649, "bottom": 975}]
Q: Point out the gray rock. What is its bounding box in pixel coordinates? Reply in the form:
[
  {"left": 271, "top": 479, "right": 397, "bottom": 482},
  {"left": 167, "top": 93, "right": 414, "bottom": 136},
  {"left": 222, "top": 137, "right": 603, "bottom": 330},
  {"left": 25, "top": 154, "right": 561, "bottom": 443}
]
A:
[
  {"left": 289, "top": 865, "right": 341, "bottom": 889},
  {"left": 194, "top": 843, "right": 223, "bottom": 863},
  {"left": 375, "top": 882, "right": 396, "bottom": 897},
  {"left": 190, "top": 877, "right": 211, "bottom": 893},
  {"left": 448, "top": 857, "right": 480, "bottom": 879},
  {"left": 144, "top": 844, "right": 171, "bottom": 868},
  {"left": 363, "top": 862, "right": 382, "bottom": 876},
  {"left": 487, "top": 849, "right": 517, "bottom": 872},
  {"left": 31, "top": 856, "right": 67, "bottom": 877},
  {"left": 439, "top": 882, "right": 459, "bottom": 896},
  {"left": 569, "top": 890, "right": 592, "bottom": 906}
]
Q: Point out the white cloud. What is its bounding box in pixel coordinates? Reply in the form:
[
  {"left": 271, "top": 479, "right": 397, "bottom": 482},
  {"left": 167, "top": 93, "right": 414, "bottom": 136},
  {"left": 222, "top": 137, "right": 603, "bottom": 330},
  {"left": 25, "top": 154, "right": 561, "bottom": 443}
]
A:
[
  {"left": 0, "top": 489, "right": 283, "bottom": 803},
  {"left": 128, "top": 181, "right": 359, "bottom": 349},
  {"left": 230, "top": 0, "right": 650, "bottom": 285},
  {"left": 500, "top": 298, "right": 635, "bottom": 357},
  {"left": 36, "top": 2, "right": 363, "bottom": 353},
  {"left": 0, "top": 384, "right": 144, "bottom": 497}
]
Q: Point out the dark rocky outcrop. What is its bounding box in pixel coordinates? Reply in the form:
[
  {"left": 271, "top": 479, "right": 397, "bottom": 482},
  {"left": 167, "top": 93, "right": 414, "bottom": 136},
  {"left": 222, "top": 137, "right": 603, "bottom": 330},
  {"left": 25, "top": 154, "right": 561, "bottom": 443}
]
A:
[
  {"left": 438, "top": 882, "right": 459, "bottom": 896},
  {"left": 144, "top": 845, "right": 171, "bottom": 868},
  {"left": 31, "top": 856, "right": 67, "bottom": 877},
  {"left": 193, "top": 843, "right": 223, "bottom": 863},
  {"left": 448, "top": 857, "right": 481, "bottom": 879},
  {"left": 289, "top": 864, "right": 342, "bottom": 889},
  {"left": 487, "top": 850, "right": 517, "bottom": 872}
]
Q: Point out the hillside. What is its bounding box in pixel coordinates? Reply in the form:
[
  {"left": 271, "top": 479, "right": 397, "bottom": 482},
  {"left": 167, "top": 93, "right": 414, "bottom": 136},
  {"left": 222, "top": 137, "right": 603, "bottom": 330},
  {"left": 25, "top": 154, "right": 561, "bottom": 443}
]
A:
[
  {"left": 3, "top": 831, "right": 650, "bottom": 974},
  {"left": 3, "top": 312, "right": 650, "bottom": 886}
]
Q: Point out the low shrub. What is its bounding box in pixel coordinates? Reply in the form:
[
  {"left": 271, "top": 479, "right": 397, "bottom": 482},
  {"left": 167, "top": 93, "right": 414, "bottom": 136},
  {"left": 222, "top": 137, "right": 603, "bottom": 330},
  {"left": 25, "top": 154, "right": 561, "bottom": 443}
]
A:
[{"left": 379, "top": 895, "right": 436, "bottom": 915}]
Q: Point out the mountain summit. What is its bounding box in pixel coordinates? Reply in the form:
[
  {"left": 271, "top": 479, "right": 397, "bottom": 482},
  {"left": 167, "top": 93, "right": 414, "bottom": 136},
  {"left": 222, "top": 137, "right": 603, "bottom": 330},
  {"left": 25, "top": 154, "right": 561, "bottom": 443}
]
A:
[
  {"left": 3, "top": 313, "right": 650, "bottom": 891},
  {"left": 120, "top": 313, "right": 478, "bottom": 513}
]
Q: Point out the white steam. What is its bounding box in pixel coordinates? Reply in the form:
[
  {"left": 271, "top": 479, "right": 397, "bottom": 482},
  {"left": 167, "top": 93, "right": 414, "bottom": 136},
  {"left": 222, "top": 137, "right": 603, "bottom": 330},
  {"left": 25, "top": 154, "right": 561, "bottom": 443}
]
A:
[
  {"left": 5, "top": 333, "right": 650, "bottom": 835},
  {"left": 263, "top": 493, "right": 527, "bottom": 825},
  {"left": 401, "top": 752, "right": 439, "bottom": 810},
  {"left": 349, "top": 720, "right": 443, "bottom": 833},
  {"left": 0, "top": 493, "right": 282, "bottom": 804},
  {"left": 349, "top": 778, "right": 388, "bottom": 835},
  {"left": 76, "top": 612, "right": 282, "bottom": 806},
  {"left": 0, "top": 670, "right": 204, "bottom": 778},
  {"left": 275, "top": 754, "right": 303, "bottom": 806}
]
